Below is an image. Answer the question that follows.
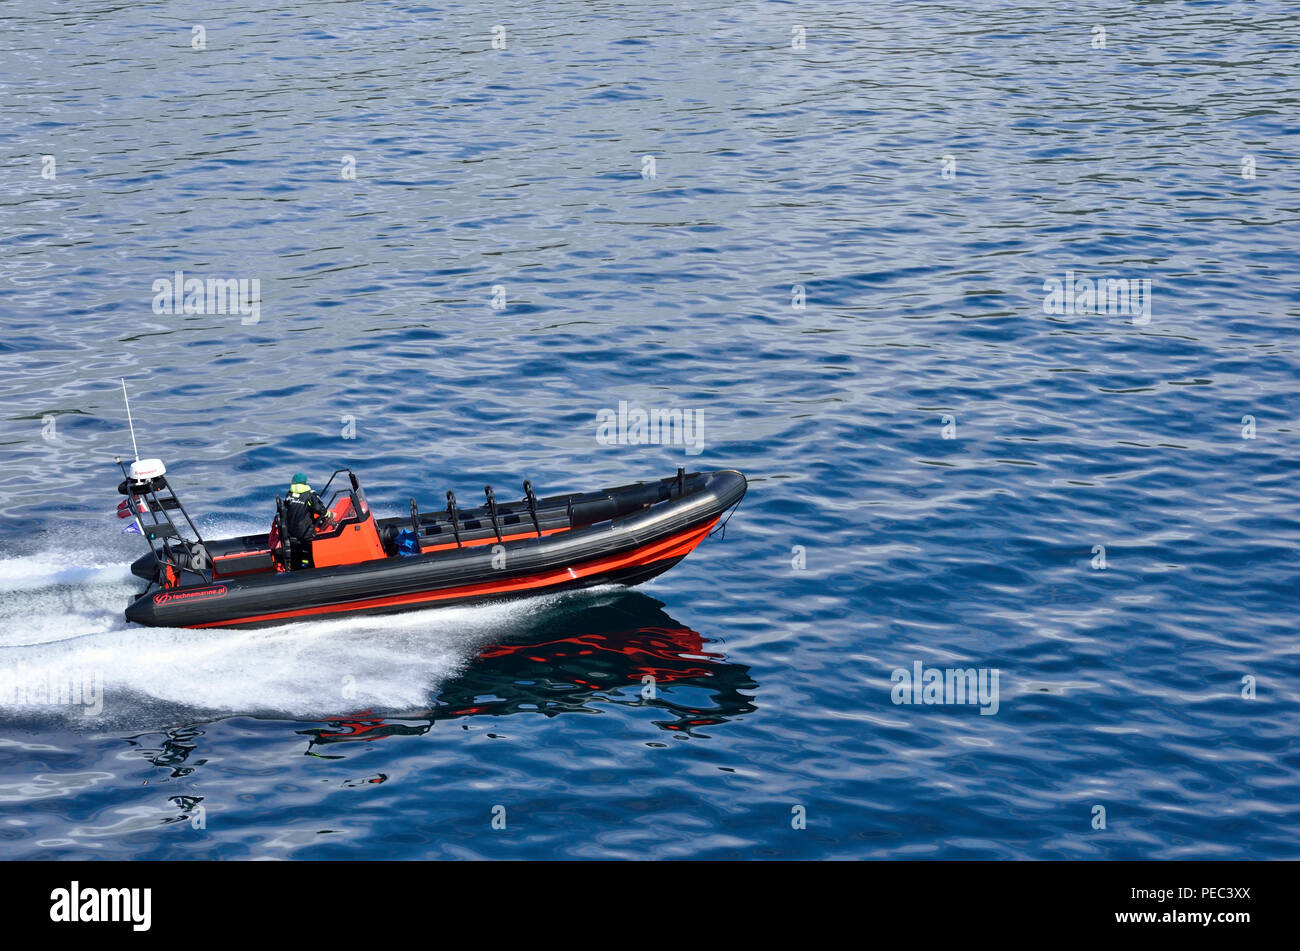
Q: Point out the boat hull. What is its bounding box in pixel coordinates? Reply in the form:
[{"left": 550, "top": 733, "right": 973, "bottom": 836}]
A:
[{"left": 124, "top": 469, "right": 745, "bottom": 629}]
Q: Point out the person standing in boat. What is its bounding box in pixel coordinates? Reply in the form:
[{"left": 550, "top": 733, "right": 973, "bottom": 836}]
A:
[{"left": 283, "top": 473, "right": 331, "bottom": 569}]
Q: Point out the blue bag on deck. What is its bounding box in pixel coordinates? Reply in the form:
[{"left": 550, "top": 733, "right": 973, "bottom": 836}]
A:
[{"left": 395, "top": 529, "right": 421, "bottom": 557}]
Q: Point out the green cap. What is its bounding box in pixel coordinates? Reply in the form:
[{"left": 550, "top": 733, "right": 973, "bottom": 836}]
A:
[{"left": 291, "top": 472, "right": 308, "bottom": 485}]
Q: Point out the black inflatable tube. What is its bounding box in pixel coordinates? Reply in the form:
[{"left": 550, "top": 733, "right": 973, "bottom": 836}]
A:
[{"left": 125, "top": 469, "right": 744, "bottom": 628}]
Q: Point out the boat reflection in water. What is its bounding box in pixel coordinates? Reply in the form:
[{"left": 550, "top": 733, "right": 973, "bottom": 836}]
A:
[{"left": 297, "top": 591, "right": 758, "bottom": 755}]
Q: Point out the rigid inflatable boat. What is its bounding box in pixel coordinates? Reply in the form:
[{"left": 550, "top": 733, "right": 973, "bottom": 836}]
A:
[{"left": 118, "top": 460, "right": 746, "bottom": 629}]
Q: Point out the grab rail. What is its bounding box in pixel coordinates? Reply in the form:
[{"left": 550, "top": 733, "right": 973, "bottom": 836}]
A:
[
  {"left": 523, "top": 480, "right": 542, "bottom": 537},
  {"left": 445, "top": 490, "right": 463, "bottom": 548},
  {"left": 317, "top": 468, "right": 354, "bottom": 499},
  {"left": 484, "top": 485, "right": 503, "bottom": 541}
]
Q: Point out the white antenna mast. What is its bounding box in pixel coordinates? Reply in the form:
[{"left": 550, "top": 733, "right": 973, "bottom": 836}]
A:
[{"left": 121, "top": 377, "right": 140, "bottom": 461}]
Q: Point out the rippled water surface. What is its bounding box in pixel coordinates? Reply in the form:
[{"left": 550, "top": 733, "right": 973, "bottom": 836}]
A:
[{"left": 1, "top": 1, "right": 1298, "bottom": 859}]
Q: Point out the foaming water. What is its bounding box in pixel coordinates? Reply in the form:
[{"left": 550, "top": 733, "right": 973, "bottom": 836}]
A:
[
  {"left": 0, "top": 548, "right": 137, "bottom": 649},
  {"left": 0, "top": 551, "right": 133, "bottom": 595},
  {"left": 0, "top": 543, "right": 619, "bottom": 725}
]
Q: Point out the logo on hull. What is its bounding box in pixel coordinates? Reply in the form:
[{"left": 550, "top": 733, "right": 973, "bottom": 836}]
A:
[{"left": 154, "top": 585, "right": 227, "bottom": 606}]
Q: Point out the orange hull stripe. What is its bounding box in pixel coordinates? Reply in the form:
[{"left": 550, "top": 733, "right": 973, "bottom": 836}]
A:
[{"left": 192, "top": 518, "right": 719, "bottom": 628}]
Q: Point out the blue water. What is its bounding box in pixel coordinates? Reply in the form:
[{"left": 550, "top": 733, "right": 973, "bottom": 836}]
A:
[{"left": 1, "top": 0, "right": 1298, "bottom": 859}]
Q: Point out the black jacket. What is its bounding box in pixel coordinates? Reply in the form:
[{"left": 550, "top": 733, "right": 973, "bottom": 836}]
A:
[{"left": 284, "top": 490, "right": 327, "bottom": 541}]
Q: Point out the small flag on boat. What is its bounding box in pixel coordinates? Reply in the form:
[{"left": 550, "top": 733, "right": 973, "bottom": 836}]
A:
[
  {"left": 116, "top": 498, "right": 147, "bottom": 518},
  {"left": 121, "top": 522, "right": 142, "bottom": 535}
]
